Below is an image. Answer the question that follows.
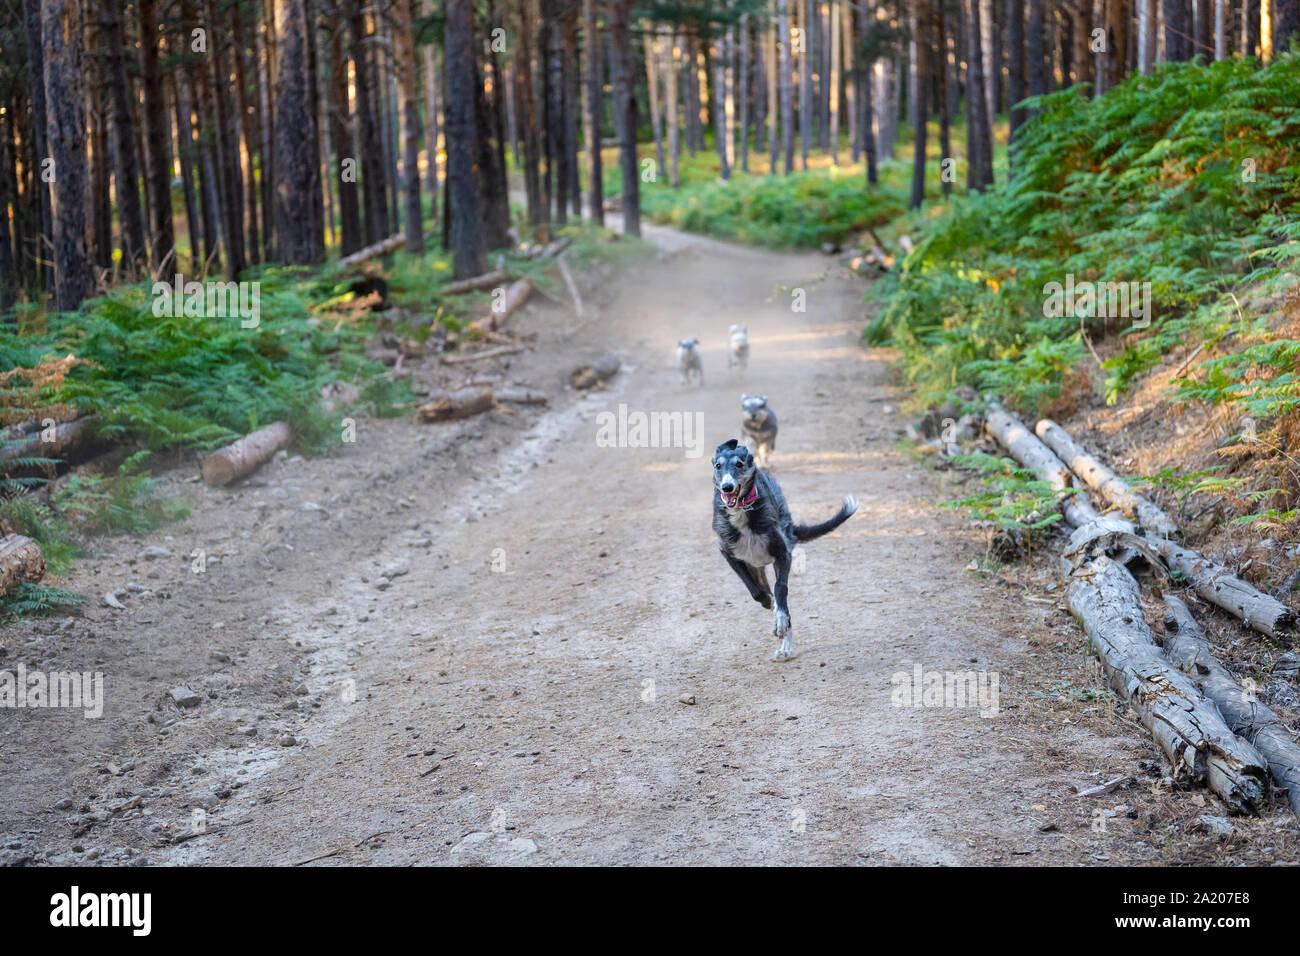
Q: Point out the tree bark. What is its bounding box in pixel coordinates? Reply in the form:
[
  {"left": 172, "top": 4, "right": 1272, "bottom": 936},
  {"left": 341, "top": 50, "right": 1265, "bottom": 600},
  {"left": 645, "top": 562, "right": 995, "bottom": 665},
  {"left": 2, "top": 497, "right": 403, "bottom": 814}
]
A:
[
  {"left": 42, "top": 0, "right": 95, "bottom": 311},
  {"left": 583, "top": 0, "right": 606, "bottom": 218},
  {"left": 392, "top": 0, "right": 424, "bottom": 255},
  {"left": 445, "top": 0, "right": 487, "bottom": 277},
  {"left": 273, "top": 0, "right": 318, "bottom": 265},
  {"left": 100, "top": 0, "right": 148, "bottom": 276},
  {"left": 910, "top": 0, "right": 930, "bottom": 209},
  {"left": 137, "top": 0, "right": 174, "bottom": 272},
  {"left": 608, "top": 0, "right": 641, "bottom": 236},
  {"left": 1274, "top": 0, "right": 1300, "bottom": 52},
  {"left": 963, "top": 0, "right": 995, "bottom": 190},
  {"left": 0, "top": 535, "right": 46, "bottom": 596},
  {"left": 779, "top": 0, "right": 795, "bottom": 174},
  {"left": 330, "top": 18, "right": 363, "bottom": 256}
]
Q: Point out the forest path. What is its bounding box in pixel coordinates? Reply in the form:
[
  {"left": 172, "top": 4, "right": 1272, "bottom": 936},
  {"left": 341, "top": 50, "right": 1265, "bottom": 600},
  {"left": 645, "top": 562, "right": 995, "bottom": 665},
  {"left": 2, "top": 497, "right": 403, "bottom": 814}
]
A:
[{"left": 1, "top": 224, "right": 1156, "bottom": 866}]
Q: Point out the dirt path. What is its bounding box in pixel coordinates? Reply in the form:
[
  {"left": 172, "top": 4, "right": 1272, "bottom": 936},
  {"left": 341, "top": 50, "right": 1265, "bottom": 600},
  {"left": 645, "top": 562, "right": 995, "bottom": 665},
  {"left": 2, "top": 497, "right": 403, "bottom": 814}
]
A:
[{"left": 8, "top": 224, "right": 1280, "bottom": 867}]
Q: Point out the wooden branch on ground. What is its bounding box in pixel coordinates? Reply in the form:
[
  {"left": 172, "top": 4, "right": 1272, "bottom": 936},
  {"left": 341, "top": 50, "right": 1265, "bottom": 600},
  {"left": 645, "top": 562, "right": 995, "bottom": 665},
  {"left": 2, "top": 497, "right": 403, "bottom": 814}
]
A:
[
  {"left": 1162, "top": 596, "right": 1300, "bottom": 814},
  {"left": 338, "top": 234, "right": 406, "bottom": 269},
  {"left": 1035, "top": 418, "right": 1178, "bottom": 537},
  {"left": 201, "top": 422, "right": 294, "bottom": 487},
  {"left": 556, "top": 253, "right": 585, "bottom": 317},
  {"left": 0, "top": 535, "right": 45, "bottom": 596},
  {"left": 440, "top": 270, "right": 509, "bottom": 296},
  {"left": 439, "top": 344, "right": 526, "bottom": 366},
  {"left": 1068, "top": 555, "right": 1268, "bottom": 813},
  {"left": 569, "top": 354, "right": 621, "bottom": 391}
]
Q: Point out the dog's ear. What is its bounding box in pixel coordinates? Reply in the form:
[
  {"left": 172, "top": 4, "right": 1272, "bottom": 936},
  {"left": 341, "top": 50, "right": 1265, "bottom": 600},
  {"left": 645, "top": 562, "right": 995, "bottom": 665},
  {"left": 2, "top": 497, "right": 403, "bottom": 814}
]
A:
[
  {"left": 741, "top": 393, "right": 749, "bottom": 401},
  {"left": 760, "top": 395, "right": 768, "bottom": 404},
  {"left": 714, "top": 438, "right": 739, "bottom": 457}
]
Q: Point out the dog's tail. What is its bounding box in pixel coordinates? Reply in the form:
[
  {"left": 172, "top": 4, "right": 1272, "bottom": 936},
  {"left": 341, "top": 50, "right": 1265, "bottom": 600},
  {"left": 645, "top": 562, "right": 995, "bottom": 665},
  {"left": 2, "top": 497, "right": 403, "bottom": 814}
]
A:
[{"left": 793, "top": 495, "right": 858, "bottom": 542}]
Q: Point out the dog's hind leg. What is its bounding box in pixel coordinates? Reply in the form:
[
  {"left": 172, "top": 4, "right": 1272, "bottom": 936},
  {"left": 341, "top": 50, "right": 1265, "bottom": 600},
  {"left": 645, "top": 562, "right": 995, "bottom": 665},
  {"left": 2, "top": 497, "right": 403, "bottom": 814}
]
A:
[
  {"left": 721, "top": 549, "right": 773, "bottom": 608},
  {"left": 770, "top": 550, "right": 794, "bottom": 660}
]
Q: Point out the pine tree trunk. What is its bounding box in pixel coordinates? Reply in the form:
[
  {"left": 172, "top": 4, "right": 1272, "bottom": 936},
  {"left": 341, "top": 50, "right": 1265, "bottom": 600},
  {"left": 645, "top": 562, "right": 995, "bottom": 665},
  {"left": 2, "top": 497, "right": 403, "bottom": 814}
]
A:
[
  {"left": 101, "top": 0, "right": 148, "bottom": 276},
  {"left": 422, "top": 0, "right": 440, "bottom": 221},
  {"left": 350, "top": 0, "right": 386, "bottom": 244},
  {"left": 564, "top": 8, "right": 582, "bottom": 218},
  {"left": 1164, "top": 0, "right": 1190, "bottom": 59},
  {"left": 1027, "top": 0, "right": 1048, "bottom": 97},
  {"left": 857, "top": 0, "right": 876, "bottom": 183},
  {"left": 910, "top": 0, "right": 929, "bottom": 209},
  {"left": 518, "top": 0, "right": 544, "bottom": 225},
  {"left": 23, "top": 0, "right": 53, "bottom": 293},
  {"left": 938, "top": 0, "right": 954, "bottom": 191},
  {"left": 137, "top": 0, "right": 174, "bottom": 272},
  {"left": 714, "top": 33, "right": 731, "bottom": 179},
  {"left": 273, "top": 0, "right": 319, "bottom": 264},
  {"left": 608, "top": 0, "right": 640, "bottom": 236},
  {"left": 445, "top": 0, "right": 487, "bottom": 276},
  {"left": 963, "top": 0, "right": 994, "bottom": 189},
  {"left": 42, "top": 0, "right": 95, "bottom": 310},
  {"left": 664, "top": 27, "right": 681, "bottom": 188},
  {"left": 0, "top": 108, "right": 16, "bottom": 312},
  {"left": 583, "top": 0, "right": 606, "bottom": 219},
  {"left": 257, "top": 3, "right": 276, "bottom": 258},
  {"left": 393, "top": 0, "right": 424, "bottom": 255},
  {"left": 208, "top": 0, "right": 246, "bottom": 276},
  {"left": 800, "top": 0, "right": 812, "bottom": 168},
  {"left": 646, "top": 21, "right": 666, "bottom": 182},
  {"left": 331, "top": 20, "right": 363, "bottom": 256},
  {"left": 1274, "top": 0, "right": 1300, "bottom": 52},
  {"left": 482, "top": 1, "right": 512, "bottom": 247},
  {"left": 779, "top": 1, "right": 794, "bottom": 174},
  {"left": 231, "top": 0, "right": 263, "bottom": 264}
]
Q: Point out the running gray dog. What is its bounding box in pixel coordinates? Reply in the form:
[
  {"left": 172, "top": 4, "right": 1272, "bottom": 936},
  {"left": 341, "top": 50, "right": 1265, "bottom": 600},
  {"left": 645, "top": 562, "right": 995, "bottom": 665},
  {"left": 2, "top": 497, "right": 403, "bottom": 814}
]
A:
[
  {"left": 711, "top": 439, "right": 857, "bottom": 660},
  {"left": 676, "top": 338, "right": 704, "bottom": 386},
  {"left": 740, "top": 394, "right": 777, "bottom": 466}
]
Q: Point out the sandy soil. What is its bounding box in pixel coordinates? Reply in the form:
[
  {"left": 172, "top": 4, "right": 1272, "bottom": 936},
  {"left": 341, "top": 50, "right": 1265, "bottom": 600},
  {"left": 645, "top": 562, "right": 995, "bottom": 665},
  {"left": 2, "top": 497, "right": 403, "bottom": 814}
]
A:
[{"left": 2, "top": 222, "right": 1297, "bottom": 866}]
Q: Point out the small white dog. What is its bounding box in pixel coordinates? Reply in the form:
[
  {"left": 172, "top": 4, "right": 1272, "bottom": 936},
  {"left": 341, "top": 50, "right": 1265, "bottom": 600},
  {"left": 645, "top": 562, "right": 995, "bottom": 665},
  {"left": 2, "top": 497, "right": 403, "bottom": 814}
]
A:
[
  {"left": 676, "top": 337, "right": 704, "bottom": 386},
  {"left": 728, "top": 324, "right": 749, "bottom": 370}
]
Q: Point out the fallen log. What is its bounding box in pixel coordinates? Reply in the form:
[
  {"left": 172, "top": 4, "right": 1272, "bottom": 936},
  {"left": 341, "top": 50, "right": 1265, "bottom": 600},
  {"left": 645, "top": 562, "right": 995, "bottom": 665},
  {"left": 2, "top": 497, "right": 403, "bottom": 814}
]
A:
[
  {"left": 338, "top": 234, "right": 406, "bottom": 269},
  {"left": 1154, "top": 538, "right": 1296, "bottom": 640},
  {"left": 201, "top": 421, "right": 294, "bottom": 487},
  {"left": 439, "top": 344, "right": 526, "bottom": 366},
  {"left": 494, "top": 387, "right": 547, "bottom": 406},
  {"left": 986, "top": 405, "right": 1271, "bottom": 812},
  {"left": 1163, "top": 596, "right": 1300, "bottom": 814},
  {"left": 1068, "top": 556, "right": 1268, "bottom": 813},
  {"left": 0, "top": 418, "right": 98, "bottom": 469},
  {"left": 440, "top": 269, "right": 509, "bottom": 296},
  {"left": 1038, "top": 417, "right": 1295, "bottom": 640},
  {"left": 470, "top": 279, "right": 532, "bottom": 333},
  {"left": 0, "top": 534, "right": 45, "bottom": 596},
  {"left": 416, "top": 388, "right": 495, "bottom": 423},
  {"left": 1035, "top": 418, "right": 1178, "bottom": 538}
]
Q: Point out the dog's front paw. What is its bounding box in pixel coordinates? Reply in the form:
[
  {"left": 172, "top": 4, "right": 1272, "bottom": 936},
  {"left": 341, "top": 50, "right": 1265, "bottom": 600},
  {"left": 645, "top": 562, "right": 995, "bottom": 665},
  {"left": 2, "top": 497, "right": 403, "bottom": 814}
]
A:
[
  {"left": 773, "top": 633, "right": 795, "bottom": 661},
  {"left": 773, "top": 608, "right": 790, "bottom": 638}
]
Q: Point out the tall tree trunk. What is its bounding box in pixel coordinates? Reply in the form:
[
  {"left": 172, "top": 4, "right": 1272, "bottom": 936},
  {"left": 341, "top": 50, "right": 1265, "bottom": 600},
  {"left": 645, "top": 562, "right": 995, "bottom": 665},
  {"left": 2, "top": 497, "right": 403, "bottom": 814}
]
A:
[
  {"left": 350, "top": 0, "right": 386, "bottom": 244},
  {"left": 208, "top": 0, "right": 246, "bottom": 276},
  {"left": 1006, "top": 0, "right": 1026, "bottom": 146},
  {"left": 1027, "top": 0, "right": 1048, "bottom": 97},
  {"left": 258, "top": 2, "right": 276, "bottom": 258},
  {"left": 393, "top": 0, "right": 424, "bottom": 255},
  {"left": 480, "top": 0, "right": 512, "bottom": 247},
  {"left": 22, "top": 0, "right": 53, "bottom": 292},
  {"left": 42, "top": 0, "right": 95, "bottom": 310},
  {"left": 583, "top": 0, "right": 606, "bottom": 220},
  {"left": 800, "top": 0, "right": 813, "bottom": 168},
  {"left": 664, "top": 27, "right": 681, "bottom": 188},
  {"left": 543, "top": 0, "right": 567, "bottom": 222},
  {"left": 137, "top": 0, "right": 174, "bottom": 272},
  {"left": 779, "top": 0, "right": 795, "bottom": 174},
  {"left": 422, "top": 0, "right": 440, "bottom": 226},
  {"left": 518, "top": 0, "right": 544, "bottom": 225},
  {"left": 273, "top": 0, "right": 318, "bottom": 264},
  {"left": 232, "top": 0, "right": 263, "bottom": 264},
  {"left": 827, "top": 4, "right": 839, "bottom": 164},
  {"left": 564, "top": 8, "right": 582, "bottom": 217},
  {"left": 1164, "top": 0, "right": 1191, "bottom": 59},
  {"left": 608, "top": 0, "right": 640, "bottom": 236},
  {"left": 714, "top": 33, "right": 731, "bottom": 179},
  {"left": 1274, "top": 0, "right": 1300, "bottom": 51},
  {"left": 857, "top": 0, "right": 877, "bottom": 183},
  {"left": 963, "top": 0, "right": 995, "bottom": 189},
  {"left": 910, "top": 0, "right": 929, "bottom": 209},
  {"left": 1244, "top": 0, "right": 1260, "bottom": 56},
  {"left": 331, "top": 19, "right": 363, "bottom": 256},
  {"left": 101, "top": 0, "right": 148, "bottom": 276},
  {"left": 938, "top": 0, "right": 954, "bottom": 191},
  {"left": 444, "top": 0, "right": 487, "bottom": 276},
  {"left": 0, "top": 107, "right": 17, "bottom": 312},
  {"left": 645, "top": 20, "right": 666, "bottom": 183}
]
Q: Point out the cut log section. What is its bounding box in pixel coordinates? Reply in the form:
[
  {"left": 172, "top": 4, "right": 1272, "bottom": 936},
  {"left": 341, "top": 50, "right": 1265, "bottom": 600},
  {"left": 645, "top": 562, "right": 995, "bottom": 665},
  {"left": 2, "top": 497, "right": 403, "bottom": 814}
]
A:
[
  {"left": 415, "top": 387, "right": 548, "bottom": 423},
  {"left": 1068, "top": 556, "right": 1268, "bottom": 813},
  {"left": 338, "top": 234, "right": 406, "bottom": 268},
  {"left": 440, "top": 270, "right": 509, "bottom": 296},
  {"left": 0, "top": 534, "right": 46, "bottom": 596},
  {"left": 1035, "top": 419, "right": 1178, "bottom": 538},
  {"left": 201, "top": 422, "right": 294, "bottom": 487},
  {"left": 1163, "top": 596, "right": 1300, "bottom": 814},
  {"left": 569, "top": 354, "right": 621, "bottom": 391}
]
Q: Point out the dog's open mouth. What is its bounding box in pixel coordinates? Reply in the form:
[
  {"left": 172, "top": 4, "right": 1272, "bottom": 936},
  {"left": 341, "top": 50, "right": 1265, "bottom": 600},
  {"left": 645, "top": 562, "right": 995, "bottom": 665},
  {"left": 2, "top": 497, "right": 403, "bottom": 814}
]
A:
[{"left": 720, "top": 486, "right": 745, "bottom": 509}]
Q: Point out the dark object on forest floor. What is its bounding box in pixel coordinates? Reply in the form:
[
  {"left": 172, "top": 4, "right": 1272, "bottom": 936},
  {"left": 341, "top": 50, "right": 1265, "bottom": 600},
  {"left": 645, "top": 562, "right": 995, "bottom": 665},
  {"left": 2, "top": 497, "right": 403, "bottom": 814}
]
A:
[{"left": 569, "top": 354, "right": 620, "bottom": 390}]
